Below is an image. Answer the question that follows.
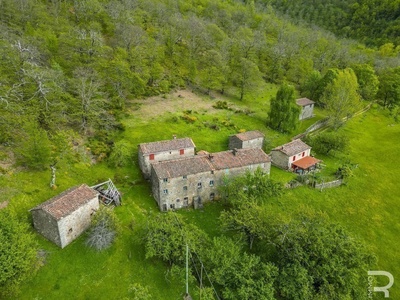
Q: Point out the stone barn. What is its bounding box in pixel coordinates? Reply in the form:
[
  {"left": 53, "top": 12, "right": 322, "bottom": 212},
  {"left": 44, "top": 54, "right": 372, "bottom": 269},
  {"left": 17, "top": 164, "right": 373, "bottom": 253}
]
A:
[
  {"left": 151, "top": 148, "right": 271, "bottom": 211},
  {"left": 138, "top": 137, "right": 196, "bottom": 179},
  {"left": 296, "top": 98, "right": 315, "bottom": 120},
  {"left": 271, "top": 139, "right": 320, "bottom": 172},
  {"left": 228, "top": 130, "right": 265, "bottom": 150},
  {"left": 30, "top": 184, "right": 99, "bottom": 248}
]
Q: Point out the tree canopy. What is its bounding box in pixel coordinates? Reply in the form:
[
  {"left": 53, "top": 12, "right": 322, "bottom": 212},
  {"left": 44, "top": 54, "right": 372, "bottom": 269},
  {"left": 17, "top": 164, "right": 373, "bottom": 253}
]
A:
[{"left": 268, "top": 84, "right": 300, "bottom": 133}]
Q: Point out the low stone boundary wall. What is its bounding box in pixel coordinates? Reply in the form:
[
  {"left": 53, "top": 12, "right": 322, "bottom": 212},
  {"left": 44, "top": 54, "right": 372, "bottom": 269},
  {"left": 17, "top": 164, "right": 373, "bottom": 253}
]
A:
[{"left": 314, "top": 179, "right": 343, "bottom": 190}]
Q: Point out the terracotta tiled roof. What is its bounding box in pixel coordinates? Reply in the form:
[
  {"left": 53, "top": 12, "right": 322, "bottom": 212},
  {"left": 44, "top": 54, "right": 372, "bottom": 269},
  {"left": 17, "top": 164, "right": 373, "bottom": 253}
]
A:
[
  {"left": 211, "top": 148, "right": 270, "bottom": 170},
  {"left": 292, "top": 156, "right": 321, "bottom": 169},
  {"left": 232, "top": 130, "right": 264, "bottom": 141},
  {"left": 139, "top": 138, "right": 195, "bottom": 155},
  {"left": 272, "top": 139, "right": 311, "bottom": 156},
  {"left": 30, "top": 184, "right": 98, "bottom": 220},
  {"left": 152, "top": 148, "right": 271, "bottom": 179},
  {"left": 152, "top": 156, "right": 214, "bottom": 178},
  {"left": 296, "top": 98, "right": 315, "bottom": 107}
]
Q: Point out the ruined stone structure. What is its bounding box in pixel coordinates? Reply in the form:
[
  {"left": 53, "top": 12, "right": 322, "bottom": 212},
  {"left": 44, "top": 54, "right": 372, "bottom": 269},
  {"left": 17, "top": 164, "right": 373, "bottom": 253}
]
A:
[
  {"left": 296, "top": 98, "right": 315, "bottom": 120},
  {"left": 138, "top": 137, "right": 196, "bottom": 179},
  {"left": 30, "top": 184, "right": 99, "bottom": 248},
  {"left": 150, "top": 148, "right": 271, "bottom": 211},
  {"left": 228, "top": 130, "right": 264, "bottom": 150},
  {"left": 271, "top": 139, "right": 320, "bottom": 173}
]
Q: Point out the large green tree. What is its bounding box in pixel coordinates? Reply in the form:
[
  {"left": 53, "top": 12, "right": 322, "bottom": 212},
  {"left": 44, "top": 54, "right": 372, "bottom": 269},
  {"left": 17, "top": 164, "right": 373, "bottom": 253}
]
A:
[
  {"left": 352, "top": 64, "right": 379, "bottom": 101},
  {"left": 0, "top": 210, "right": 39, "bottom": 297},
  {"left": 268, "top": 84, "right": 300, "bottom": 133},
  {"left": 204, "top": 236, "right": 277, "bottom": 300},
  {"left": 321, "top": 68, "right": 361, "bottom": 129},
  {"left": 377, "top": 67, "right": 400, "bottom": 109},
  {"left": 273, "top": 215, "right": 376, "bottom": 300}
]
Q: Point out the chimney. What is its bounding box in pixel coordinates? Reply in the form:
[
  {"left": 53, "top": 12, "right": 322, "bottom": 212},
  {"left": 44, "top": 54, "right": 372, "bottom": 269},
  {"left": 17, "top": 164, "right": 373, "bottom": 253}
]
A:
[
  {"left": 233, "top": 148, "right": 238, "bottom": 156},
  {"left": 208, "top": 154, "right": 214, "bottom": 162}
]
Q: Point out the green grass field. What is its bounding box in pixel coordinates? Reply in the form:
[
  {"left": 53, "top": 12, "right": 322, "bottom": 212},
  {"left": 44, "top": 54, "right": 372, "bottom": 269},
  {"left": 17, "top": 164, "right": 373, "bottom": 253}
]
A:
[{"left": 2, "top": 89, "right": 399, "bottom": 299}]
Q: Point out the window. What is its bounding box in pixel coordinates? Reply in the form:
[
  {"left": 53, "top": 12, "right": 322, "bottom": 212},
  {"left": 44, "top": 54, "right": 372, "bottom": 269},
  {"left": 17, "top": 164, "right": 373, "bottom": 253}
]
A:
[
  {"left": 209, "top": 180, "right": 214, "bottom": 187},
  {"left": 211, "top": 170, "right": 214, "bottom": 174},
  {"left": 170, "top": 204, "right": 175, "bottom": 209},
  {"left": 302, "top": 152, "right": 305, "bottom": 157},
  {"left": 149, "top": 154, "right": 155, "bottom": 160},
  {"left": 176, "top": 198, "right": 180, "bottom": 202},
  {"left": 183, "top": 175, "right": 187, "bottom": 179},
  {"left": 163, "top": 178, "right": 168, "bottom": 183},
  {"left": 210, "top": 193, "right": 215, "bottom": 200},
  {"left": 68, "top": 228, "right": 73, "bottom": 234},
  {"left": 183, "top": 197, "right": 188, "bottom": 206},
  {"left": 180, "top": 149, "right": 185, "bottom": 155},
  {"left": 292, "top": 156, "right": 296, "bottom": 162},
  {"left": 183, "top": 186, "right": 188, "bottom": 191},
  {"left": 163, "top": 189, "right": 168, "bottom": 194},
  {"left": 197, "top": 182, "right": 202, "bottom": 189}
]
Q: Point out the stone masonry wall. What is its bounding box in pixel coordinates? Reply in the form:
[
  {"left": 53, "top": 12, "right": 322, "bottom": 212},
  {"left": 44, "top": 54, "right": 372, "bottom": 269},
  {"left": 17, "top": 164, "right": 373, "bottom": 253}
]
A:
[
  {"left": 154, "top": 162, "right": 270, "bottom": 211},
  {"left": 299, "top": 104, "right": 314, "bottom": 120},
  {"left": 57, "top": 197, "right": 99, "bottom": 248},
  {"left": 32, "top": 209, "right": 61, "bottom": 247},
  {"left": 139, "top": 147, "right": 195, "bottom": 179}
]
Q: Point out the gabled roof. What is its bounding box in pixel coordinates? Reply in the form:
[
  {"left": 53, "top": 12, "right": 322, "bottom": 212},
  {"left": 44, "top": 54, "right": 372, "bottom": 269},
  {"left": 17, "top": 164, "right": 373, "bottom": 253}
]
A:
[
  {"left": 139, "top": 138, "right": 195, "bottom": 155},
  {"left": 296, "top": 98, "right": 315, "bottom": 107},
  {"left": 152, "top": 156, "right": 213, "bottom": 178},
  {"left": 211, "top": 148, "right": 270, "bottom": 170},
  {"left": 30, "top": 184, "right": 98, "bottom": 220},
  {"left": 272, "top": 139, "right": 311, "bottom": 156},
  {"left": 231, "top": 130, "right": 264, "bottom": 141},
  {"left": 292, "top": 156, "right": 321, "bottom": 169},
  {"left": 152, "top": 148, "right": 271, "bottom": 179}
]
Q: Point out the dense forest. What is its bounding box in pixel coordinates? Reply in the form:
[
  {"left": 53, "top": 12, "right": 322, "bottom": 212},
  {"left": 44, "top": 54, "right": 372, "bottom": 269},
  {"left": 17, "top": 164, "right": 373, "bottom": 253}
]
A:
[
  {"left": 264, "top": 0, "right": 400, "bottom": 47},
  {"left": 1, "top": 0, "right": 400, "bottom": 170},
  {"left": 1, "top": 0, "right": 400, "bottom": 299}
]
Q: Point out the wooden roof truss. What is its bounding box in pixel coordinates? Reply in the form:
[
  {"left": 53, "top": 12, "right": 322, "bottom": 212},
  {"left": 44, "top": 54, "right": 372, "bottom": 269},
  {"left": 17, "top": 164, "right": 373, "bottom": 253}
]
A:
[{"left": 91, "top": 179, "right": 121, "bottom": 206}]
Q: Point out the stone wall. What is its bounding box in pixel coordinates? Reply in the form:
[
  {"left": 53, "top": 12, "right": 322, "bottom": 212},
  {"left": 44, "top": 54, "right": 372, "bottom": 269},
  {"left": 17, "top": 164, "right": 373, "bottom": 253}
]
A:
[
  {"left": 57, "top": 196, "right": 99, "bottom": 248},
  {"left": 314, "top": 179, "right": 343, "bottom": 190},
  {"left": 228, "top": 136, "right": 264, "bottom": 150},
  {"left": 139, "top": 147, "right": 195, "bottom": 179},
  {"left": 152, "top": 162, "right": 270, "bottom": 211},
  {"left": 299, "top": 104, "right": 314, "bottom": 120},
  {"left": 32, "top": 209, "right": 61, "bottom": 247}
]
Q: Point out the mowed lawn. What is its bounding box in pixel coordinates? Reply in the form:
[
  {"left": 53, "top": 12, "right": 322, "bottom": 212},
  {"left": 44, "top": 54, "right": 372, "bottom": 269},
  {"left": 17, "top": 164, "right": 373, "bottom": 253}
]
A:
[{"left": 10, "top": 90, "right": 400, "bottom": 299}]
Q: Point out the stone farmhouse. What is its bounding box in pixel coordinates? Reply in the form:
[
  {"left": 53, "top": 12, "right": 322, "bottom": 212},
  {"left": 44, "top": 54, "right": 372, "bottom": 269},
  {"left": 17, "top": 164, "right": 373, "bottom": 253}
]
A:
[
  {"left": 138, "top": 137, "right": 196, "bottom": 179},
  {"left": 139, "top": 131, "right": 271, "bottom": 211},
  {"left": 296, "top": 97, "right": 315, "bottom": 120},
  {"left": 30, "top": 184, "right": 99, "bottom": 248},
  {"left": 271, "top": 139, "right": 320, "bottom": 173},
  {"left": 228, "top": 130, "right": 265, "bottom": 150}
]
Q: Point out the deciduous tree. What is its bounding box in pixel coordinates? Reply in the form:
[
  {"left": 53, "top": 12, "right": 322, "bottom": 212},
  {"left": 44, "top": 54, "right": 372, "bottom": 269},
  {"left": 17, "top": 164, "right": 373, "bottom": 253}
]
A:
[
  {"left": 268, "top": 84, "right": 300, "bottom": 133},
  {"left": 321, "top": 68, "right": 361, "bottom": 129}
]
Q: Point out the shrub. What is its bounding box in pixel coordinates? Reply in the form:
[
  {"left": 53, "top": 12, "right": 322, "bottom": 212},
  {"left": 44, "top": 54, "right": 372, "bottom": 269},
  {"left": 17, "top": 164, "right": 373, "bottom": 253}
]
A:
[
  {"left": 308, "top": 131, "right": 348, "bottom": 156},
  {"left": 86, "top": 206, "right": 118, "bottom": 251},
  {"left": 108, "top": 140, "right": 132, "bottom": 167}
]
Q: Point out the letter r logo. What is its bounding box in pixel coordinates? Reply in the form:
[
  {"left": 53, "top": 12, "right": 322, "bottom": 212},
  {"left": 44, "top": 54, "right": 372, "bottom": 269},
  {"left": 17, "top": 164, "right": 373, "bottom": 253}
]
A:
[{"left": 368, "top": 271, "right": 394, "bottom": 298}]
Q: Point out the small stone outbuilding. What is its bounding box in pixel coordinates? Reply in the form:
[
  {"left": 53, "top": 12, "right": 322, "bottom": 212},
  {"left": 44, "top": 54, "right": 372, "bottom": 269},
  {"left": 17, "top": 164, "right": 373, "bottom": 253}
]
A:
[
  {"left": 138, "top": 137, "right": 196, "bottom": 179},
  {"left": 296, "top": 98, "right": 315, "bottom": 120},
  {"left": 228, "top": 130, "right": 265, "bottom": 150},
  {"left": 30, "top": 184, "right": 99, "bottom": 248},
  {"left": 271, "top": 139, "right": 313, "bottom": 170}
]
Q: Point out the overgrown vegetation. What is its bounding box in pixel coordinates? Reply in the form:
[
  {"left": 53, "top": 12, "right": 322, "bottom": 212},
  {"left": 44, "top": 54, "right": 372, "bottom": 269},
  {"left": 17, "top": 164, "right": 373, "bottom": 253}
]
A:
[
  {"left": 1, "top": 0, "right": 400, "bottom": 298},
  {"left": 86, "top": 206, "right": 118, "bottom": 251}
]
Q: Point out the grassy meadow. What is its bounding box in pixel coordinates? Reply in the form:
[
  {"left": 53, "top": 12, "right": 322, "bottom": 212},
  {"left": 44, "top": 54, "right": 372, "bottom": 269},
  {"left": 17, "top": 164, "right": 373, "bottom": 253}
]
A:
[{"left": 1, "top": 87, "right": 398, "bottom": 299}]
